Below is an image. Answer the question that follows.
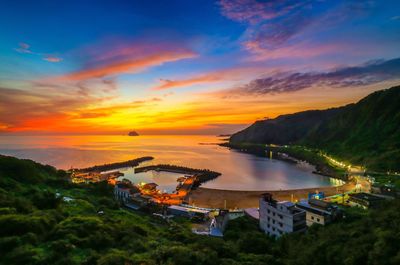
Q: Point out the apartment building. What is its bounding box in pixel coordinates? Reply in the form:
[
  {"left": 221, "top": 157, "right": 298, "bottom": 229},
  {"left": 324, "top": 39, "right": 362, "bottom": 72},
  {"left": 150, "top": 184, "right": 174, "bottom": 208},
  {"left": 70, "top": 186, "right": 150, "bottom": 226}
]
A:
[{"left": 259, "top": 193, "right": 307, "bottom": 237}]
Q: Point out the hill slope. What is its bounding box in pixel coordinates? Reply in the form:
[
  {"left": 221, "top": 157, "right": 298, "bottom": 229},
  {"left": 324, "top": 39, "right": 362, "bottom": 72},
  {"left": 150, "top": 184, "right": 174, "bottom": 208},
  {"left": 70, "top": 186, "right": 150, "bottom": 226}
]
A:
[
  {"left": 229, "top": 107, "right": 345, "bottom": 144},
  {"left": 1, "top": 155, "right": 400, "bottom": 264},
  {"left": 230, "top": 85, "right": 400, "bottom": 171}
]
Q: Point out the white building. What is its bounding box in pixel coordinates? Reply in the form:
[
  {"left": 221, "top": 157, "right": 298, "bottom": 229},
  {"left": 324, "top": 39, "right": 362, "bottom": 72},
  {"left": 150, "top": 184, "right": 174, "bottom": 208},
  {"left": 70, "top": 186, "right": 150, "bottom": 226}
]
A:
[
  {"left": 296, "top": 199, "right": 342, "bottom": 226},
  {"left": 259, "top": 193, "right": 307, "bottom": 237}
]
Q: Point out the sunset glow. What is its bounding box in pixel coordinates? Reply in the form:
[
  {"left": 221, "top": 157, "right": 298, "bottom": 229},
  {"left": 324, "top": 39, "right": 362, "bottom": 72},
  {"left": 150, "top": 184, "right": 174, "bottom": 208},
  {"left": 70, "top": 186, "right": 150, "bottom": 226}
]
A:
[{"left": 1, "top": 0, "right": 399, "bottom": 135}]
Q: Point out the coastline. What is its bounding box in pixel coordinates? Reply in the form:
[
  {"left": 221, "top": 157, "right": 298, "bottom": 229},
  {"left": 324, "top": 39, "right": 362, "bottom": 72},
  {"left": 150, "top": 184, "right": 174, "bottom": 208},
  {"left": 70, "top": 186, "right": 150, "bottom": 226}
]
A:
[
  {"left": 220, "top": 142, "right": 347, "bottom": 180},
  {"left": 188, "top": 182, "right": 355, "bottom": 209}
]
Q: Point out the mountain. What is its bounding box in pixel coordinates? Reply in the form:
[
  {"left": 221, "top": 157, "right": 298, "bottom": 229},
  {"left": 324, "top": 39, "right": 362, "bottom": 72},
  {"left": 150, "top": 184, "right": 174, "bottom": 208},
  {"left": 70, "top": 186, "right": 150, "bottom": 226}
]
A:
[
  {"left": 230, "top": 85, "right": 400, "bottom": 171},
  {"left": 230, "top": 107, "right": 345, "bottom": 145}
]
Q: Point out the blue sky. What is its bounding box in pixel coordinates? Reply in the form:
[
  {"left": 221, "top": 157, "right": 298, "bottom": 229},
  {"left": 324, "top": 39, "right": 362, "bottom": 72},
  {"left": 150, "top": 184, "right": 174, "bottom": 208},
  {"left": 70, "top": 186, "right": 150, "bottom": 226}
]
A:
[{"left": 0, "top": 0, "right": 399, "bottom": 134}]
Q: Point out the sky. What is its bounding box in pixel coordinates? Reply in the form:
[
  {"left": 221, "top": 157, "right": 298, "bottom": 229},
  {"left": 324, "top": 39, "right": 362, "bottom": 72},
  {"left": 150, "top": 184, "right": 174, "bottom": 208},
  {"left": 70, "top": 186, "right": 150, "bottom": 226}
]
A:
[{"left": 0, "top": 0, "right": 399, "bottom": 135}]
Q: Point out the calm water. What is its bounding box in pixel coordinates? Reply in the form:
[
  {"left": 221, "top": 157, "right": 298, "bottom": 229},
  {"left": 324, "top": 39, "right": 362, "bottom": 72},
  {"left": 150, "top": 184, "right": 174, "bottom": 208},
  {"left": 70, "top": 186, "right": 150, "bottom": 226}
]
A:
[{"left": 0, "top": 135, "right": 339, "bottom": 191}]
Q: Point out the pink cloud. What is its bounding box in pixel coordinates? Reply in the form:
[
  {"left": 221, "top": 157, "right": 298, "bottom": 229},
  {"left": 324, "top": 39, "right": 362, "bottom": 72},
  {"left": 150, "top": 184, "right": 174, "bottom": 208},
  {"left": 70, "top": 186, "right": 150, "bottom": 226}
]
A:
[
  {"left": 154, "top": 75, "right": 221, "bottom": 90},
  {"left": 59, "top": 41, "right": 197, "bottom": 81},
  {"left": 62, "top": 50, "right": 196, "bottom": 81},
  {"left": 153, "top": 67, "right": 271, "bottom": 90},
  {"left": 15, "top": 42, "right": 63, "bottom": 63},
  {"left": 244, "top": 41, "right": 343, "bottom": 61},
  {"left": 219, "top": 0, "right": 300, "bottom": 24},
  {"left": 220, "top": 0, "right": 376, "bottom": 61},
  {"left": 219, "top": 0, "right": 313, "bottom": 50},
  {"left": 43, "top": 56, "right": 62, "bottom": 62},
  {"left": 15, "top": 42, "right": 33, "bottom": 54}
]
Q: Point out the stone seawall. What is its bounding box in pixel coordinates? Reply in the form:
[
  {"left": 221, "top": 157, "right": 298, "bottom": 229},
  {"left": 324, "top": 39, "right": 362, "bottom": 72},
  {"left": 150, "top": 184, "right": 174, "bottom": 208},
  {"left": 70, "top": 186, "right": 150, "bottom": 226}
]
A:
[{"left": 188, "top": 182, "right": 355, "bottom": 209}]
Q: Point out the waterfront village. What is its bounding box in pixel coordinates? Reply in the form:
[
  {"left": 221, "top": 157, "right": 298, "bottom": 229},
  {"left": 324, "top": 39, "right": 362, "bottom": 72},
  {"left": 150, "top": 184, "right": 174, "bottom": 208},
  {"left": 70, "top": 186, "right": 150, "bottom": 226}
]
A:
[{"left": 69, "top": 151, "right": 399, "bottom": 238}]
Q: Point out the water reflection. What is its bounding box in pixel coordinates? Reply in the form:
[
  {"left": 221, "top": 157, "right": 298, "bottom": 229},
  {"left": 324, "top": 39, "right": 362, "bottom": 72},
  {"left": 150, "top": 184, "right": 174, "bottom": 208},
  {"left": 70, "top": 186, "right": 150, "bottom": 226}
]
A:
[
  {"left": 0, "top": 135, "right": 337, "bottom": 191},
  {"left": 121, "top": 169, "right": 185, "bottom": 194}
]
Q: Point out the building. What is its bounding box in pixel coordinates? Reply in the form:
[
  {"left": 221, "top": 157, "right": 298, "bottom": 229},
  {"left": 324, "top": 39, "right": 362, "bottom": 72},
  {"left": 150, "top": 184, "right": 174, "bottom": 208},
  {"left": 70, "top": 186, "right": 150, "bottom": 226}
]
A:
[
  {"left": 143, "top": 182, "right": 158, "bottom": 191},
  {"left": 114, "top": 180, "right": 141, "bottom": 203},
  {"left": 114, "top": 180, "right": 153, "bottom": 210},
  {"left": 308, "top": 191, "right": 325, "bottom": 200},
  {"left": 296, "top": 199, "right": 342, "bottom": 226},
  {"left": 259, "top": 193, "right": 307, "bottom": 237},
  {"left": 209, "top": 210, "right": 229, "bottom": 237},
  {"left": 71, "top": 172, "right": 97, "bottom": 183},
  {"left": 71, "top": 170, "right": 124, "bottom": 184},
  {"left": 167, "top": 205, "right": 210, "bottom": 221},
  {"left": 348, "top": 192, "right": 387, "bottom": 209}
]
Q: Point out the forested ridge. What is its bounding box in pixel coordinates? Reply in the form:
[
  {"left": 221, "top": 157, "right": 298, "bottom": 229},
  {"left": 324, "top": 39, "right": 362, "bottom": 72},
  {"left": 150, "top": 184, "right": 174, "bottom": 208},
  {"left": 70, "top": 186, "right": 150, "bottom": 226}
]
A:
[{"left": 230, "top": 85, "right": 400, "bottom": 171}]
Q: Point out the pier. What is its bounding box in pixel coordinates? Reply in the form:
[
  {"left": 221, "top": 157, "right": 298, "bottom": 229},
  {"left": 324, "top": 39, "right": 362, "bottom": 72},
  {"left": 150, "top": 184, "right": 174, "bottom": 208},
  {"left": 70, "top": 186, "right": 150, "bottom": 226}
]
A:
[
  {"left": 70, "top": 156, "right": 153, "bottom": 184},
  {"left": 76, "top": 156, "right": 154, "bottom": 173},
  {"left": 134, "top": 164, "right": 221, "bottom": 184}
]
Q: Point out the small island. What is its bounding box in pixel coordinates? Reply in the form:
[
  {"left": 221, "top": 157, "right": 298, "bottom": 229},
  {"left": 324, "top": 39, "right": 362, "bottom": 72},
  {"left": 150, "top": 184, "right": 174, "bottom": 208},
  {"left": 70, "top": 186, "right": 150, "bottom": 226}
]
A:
[{"left": 128, "top": 131, "right": 139, "bottom": 136}]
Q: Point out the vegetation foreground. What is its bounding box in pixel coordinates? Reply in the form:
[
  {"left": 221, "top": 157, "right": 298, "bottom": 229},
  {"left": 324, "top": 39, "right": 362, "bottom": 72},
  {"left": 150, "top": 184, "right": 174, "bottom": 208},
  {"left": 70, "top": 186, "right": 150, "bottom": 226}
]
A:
[{"left": 1, "top": 155, "right": 400, "bottom": 265}]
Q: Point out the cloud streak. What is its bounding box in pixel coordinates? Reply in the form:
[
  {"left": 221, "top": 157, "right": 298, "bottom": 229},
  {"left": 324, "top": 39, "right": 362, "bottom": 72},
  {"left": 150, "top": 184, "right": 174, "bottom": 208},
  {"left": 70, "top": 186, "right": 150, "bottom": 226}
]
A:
[
  {"left": 219, "top": 0, "right": 315, "bottom": 51},
  {"left": 219, "top": 0, "right": 375, "bottom": 60},
  {"left": 219, "top": 0, "right": 306, "bottom": 24},
  {"left": 225, "top": 58, "right": 400, "bottom": 95},
  {"left": 14, "top": 42, "right": 62, "bottom": 62},
  {"left": 56, "top": 41, "right": 197, "bottom": 81},
  {"left": 155, "top": 75, "right": 221, "bottom": 90},
  {"left": 14, "top": 42, "right": 33, "bottom": 54},
  {"left": 153, "top": 67, "right": 270, "bottom": 90},
  {"left": 43, "top": 56, "right": 62, "bottom": 62},
  {"left": 63, "top": 50, "right": 196, "bottom": 81}
]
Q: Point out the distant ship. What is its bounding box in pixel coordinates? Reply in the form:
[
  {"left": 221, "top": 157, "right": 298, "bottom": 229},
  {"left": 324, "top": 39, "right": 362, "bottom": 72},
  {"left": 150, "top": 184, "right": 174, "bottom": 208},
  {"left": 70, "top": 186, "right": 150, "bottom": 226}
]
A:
[{"left": 128, "top": 131, "right": 139, "bottom": 136}]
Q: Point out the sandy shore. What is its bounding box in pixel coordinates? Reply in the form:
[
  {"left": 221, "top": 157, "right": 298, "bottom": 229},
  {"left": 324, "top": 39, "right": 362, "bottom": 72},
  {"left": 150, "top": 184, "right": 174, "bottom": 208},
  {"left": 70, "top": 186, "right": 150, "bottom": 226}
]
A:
[{"left": 187, "top": 182, "right": 355, "bottom": 209}]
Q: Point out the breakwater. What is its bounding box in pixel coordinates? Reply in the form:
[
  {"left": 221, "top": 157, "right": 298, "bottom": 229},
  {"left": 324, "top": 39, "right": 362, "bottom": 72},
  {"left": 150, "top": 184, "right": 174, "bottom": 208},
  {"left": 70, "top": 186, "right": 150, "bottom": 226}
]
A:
[
  {"left": 134, "top": 164, "right": 221, "bottom": 184},
  {"left": 77, "top": 156, "right": 154, "bottom": 172}
]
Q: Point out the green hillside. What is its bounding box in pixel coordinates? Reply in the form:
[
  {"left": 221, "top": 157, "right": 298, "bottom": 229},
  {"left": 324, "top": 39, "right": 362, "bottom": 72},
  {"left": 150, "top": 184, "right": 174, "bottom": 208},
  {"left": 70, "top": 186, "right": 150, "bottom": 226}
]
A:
[
  {"left": 230, "top": 85, "right": 400, "bottom": 171},
  {"left": 1, "top": 155, "right": 400, "bottom": 264}
]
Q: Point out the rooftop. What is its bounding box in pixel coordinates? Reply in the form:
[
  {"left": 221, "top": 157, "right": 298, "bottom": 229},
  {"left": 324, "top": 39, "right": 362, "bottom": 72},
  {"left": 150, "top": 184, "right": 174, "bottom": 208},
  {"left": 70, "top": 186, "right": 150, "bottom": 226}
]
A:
[
  {"left": 280, "top": 201, "right": 295, "bottom": 208},
  {"left": 244, "top": 208, "right": 259, "bottom": 220},
  {"left": 168, "top": 205, "right": 210, "bottom": 214},
  {"left": 297, "top": 200, "right": 335, "bottom": 216}
]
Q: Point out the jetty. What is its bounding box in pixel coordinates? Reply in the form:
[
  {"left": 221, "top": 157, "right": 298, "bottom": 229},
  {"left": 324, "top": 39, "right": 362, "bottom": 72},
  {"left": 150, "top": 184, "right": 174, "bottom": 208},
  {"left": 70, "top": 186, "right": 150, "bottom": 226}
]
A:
[
  {"left": 134, "top": 164, "right": 221, "bottom": 184},
  {"left": 76, "top": 156, "right": 154, "bottom": 173},
  {"left": 71, "top": 156, "right": 153, "bottom": 184}
]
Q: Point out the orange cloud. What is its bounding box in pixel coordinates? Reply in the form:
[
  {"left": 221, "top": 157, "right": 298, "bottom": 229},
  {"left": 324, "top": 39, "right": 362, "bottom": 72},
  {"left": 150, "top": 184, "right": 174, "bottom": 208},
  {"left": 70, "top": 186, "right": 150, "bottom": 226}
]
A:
[
  {"left": 62, "top": 51, "right": 196, "bottom": 81},
  {"left": 1, "top": 80, "right": 386, "bottom": 135},
  {"left": 10, "top": 114, "right": 72, "bottom": 132},
  {"left": 154, "top": 75, "right": 221, "bottom": 90},
  {"left": 153, "top": 67, "right": 270, "bottom": 90}
]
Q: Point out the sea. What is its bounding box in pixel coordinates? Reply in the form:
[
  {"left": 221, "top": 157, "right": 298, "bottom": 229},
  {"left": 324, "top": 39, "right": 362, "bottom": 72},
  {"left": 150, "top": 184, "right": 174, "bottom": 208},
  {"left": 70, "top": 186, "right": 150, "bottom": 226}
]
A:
[{"left": 0, "top": 135, "right": 341, "bottom": 192}]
